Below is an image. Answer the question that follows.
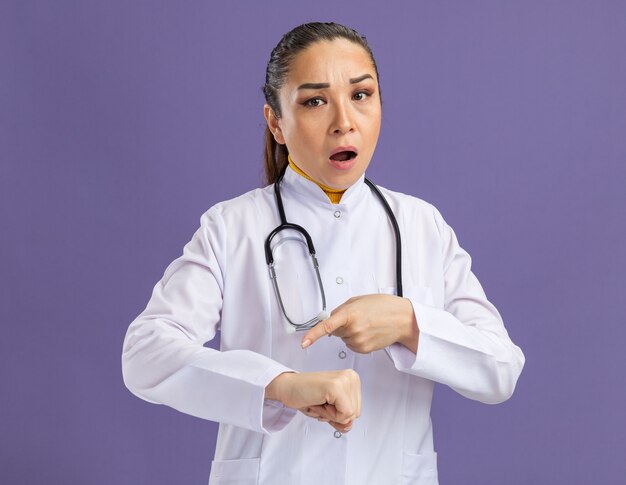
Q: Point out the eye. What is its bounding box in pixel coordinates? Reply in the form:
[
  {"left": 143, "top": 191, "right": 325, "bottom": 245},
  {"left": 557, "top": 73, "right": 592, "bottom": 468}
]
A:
[
  {"left": 303, "top": 97, "right": 326, "bottom": 108},
  {"left": 353, "top": 90, "right": 371, "bottom": 101}
]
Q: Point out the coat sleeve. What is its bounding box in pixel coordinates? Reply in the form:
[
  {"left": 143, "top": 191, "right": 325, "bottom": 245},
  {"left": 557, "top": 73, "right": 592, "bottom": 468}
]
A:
[
  {"left": 121, "top": 206, "right": 298, "bottom": 434},
  {"left": 385, "top": 205, "right": 525, "bottom": 404}
]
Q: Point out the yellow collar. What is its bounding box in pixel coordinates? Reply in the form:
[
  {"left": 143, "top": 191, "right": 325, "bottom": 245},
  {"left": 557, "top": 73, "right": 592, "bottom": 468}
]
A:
[{"left": 287, "top": 154, "right": 345, "bottom": 204}]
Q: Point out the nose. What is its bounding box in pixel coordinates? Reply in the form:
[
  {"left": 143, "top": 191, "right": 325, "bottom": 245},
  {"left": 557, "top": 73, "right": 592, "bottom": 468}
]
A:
[{"left": 330, "top": 99, "right": 355, "bottom": 135}]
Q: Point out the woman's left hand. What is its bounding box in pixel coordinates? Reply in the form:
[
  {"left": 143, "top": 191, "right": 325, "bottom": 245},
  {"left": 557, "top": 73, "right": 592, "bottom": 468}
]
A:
[{"left": 301, "top": 294, "right": 418, "bottom": 354}]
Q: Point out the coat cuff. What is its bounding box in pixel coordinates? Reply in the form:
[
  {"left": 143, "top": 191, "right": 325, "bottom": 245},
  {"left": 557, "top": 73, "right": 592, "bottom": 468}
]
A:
[
  {"left": 254, "top": 365, "right": 299, "bottom": 435},
  {"left": 386, "top": 295, "right": 498, "bottom": 374},
  {"left": 262, "top": 398, "right": 298, "bottom": 433},
  {"left": 142, "top": 350, "right": 300, "bottom": 434},
  {"left": 385, "top": 298, "right": 432, "bottom": 373},
  {"left": 385, "top": 297, "right": 525, "bottom": 404},
  {"left": 386, "top": 296, "right": 490, "bottom": 374}
]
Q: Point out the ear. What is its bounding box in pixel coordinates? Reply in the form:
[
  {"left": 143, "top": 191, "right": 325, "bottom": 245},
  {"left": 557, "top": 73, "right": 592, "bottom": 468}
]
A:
[{"left": 263, "top": 104, "right": 286, "bottom": 145}]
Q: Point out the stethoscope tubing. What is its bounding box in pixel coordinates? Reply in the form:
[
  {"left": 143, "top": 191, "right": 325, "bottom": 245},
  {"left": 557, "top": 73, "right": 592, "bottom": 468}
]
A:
[
  {"left": 265, "top": 168, "right": 403, "bottom": 331},
  {"left": 363, "top": 178, "right": 403, "bottom": 298}
]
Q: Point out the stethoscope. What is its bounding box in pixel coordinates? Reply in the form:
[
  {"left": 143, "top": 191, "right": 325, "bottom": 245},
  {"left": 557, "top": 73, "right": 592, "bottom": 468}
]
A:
[{"left": 264, "top": 168, "right": 403, "bottom": 333}]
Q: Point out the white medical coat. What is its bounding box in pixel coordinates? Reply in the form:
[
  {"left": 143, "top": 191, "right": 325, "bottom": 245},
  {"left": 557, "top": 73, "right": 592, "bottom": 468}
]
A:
[{"left": 122, "top": 165, "right": 525, "bottom": 485}]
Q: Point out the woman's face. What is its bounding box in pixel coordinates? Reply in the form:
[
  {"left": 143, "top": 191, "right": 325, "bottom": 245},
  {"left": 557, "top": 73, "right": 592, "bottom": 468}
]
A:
[{"left": 265, "top": 38, "right": 382, "bottom": 190}]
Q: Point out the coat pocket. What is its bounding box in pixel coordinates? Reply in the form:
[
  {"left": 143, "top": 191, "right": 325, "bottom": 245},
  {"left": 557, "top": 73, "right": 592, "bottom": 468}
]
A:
[
  {"left": 401, "top": 451, "right": 438, "bottom": 484},
  {"left": 208, "top": 457, "right": 260, "bottom": 485}
]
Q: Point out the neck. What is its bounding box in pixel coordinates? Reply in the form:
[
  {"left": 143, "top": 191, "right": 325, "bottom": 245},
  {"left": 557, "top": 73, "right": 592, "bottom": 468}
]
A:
[{"left": 287, "top": 154, "right": 346, "bottom": 204}]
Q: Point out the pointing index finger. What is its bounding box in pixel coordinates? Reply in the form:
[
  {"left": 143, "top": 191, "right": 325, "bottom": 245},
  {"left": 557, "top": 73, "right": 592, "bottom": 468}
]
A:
[{"left": 301, "top": 314, "right": 343, "bottom": 349}]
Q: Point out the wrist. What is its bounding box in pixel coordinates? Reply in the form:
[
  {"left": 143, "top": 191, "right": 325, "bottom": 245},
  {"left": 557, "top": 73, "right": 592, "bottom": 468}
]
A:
[{"left": 265, "top": 371, "right": 296, "bottom": 403}]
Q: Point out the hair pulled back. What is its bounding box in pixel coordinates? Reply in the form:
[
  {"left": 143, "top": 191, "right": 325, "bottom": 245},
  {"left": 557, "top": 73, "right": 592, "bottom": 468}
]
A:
[{"left": 262, "top": 22, "right": 381, "bottom": 185}]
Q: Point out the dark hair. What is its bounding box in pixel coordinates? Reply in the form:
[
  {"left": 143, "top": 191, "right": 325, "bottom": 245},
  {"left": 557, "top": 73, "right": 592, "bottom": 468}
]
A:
[{"left": 261, "top": 22, "right": 382, "bottom": 185}]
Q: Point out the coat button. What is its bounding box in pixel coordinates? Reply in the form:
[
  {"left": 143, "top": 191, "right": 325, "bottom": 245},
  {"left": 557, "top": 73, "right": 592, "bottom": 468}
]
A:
[
  {"left": 334, "top": 431, "right": 342, "bottom": 438},
  {"left": 338, "top": 350, "right": 347, "bottom": 359},
  {"left": 336, "top": 276, "right": 343, "bottom": 285},
  {"left": 334, "top": 210, "right": 341, "bottom": 218}
]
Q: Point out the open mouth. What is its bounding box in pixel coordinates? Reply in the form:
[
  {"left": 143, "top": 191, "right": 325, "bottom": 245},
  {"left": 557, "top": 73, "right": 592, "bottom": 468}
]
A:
[{"left": 329, "top": 150, "right": 357, "bottom": 161}]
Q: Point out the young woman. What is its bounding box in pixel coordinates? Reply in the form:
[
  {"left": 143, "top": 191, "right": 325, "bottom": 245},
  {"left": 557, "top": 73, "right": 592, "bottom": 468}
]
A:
[{"left": 122, "top": 22, "right": 525, "bottom": 485}]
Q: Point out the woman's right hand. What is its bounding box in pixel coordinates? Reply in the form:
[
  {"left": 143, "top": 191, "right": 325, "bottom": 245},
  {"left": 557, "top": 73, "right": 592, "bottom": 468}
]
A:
[{"left": 265, "top": 370, "right": 361, "bottom": 433}]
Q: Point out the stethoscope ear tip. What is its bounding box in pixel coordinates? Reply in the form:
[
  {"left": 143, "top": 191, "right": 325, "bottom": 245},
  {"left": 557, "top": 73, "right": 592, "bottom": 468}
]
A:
[
  {"left": 316, "top": 310, "right": 330, "bottom": 321},
  {"left": 285, "top": 310, "right": 329, "bottom": 334}
]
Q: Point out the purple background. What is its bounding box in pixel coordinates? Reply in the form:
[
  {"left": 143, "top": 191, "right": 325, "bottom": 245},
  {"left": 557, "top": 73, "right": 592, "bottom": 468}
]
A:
[{"left": 2, "top": 1, "right": 625, "bottom": 484}]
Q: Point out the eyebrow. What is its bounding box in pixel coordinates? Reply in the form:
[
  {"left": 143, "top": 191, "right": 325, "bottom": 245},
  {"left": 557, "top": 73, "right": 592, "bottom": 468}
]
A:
[{"left": 296, "top": 73, "right": 374, "bottom": 90}]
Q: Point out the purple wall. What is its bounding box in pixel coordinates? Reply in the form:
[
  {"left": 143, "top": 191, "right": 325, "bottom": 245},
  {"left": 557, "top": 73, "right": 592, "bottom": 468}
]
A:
[{"left": 2, "top": 1, "right": 625, "bottom": 483}]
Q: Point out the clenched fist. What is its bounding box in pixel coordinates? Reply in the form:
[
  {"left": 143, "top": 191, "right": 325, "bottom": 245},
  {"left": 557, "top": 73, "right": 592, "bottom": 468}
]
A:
[{"left": 265, "top": 370, "right": 361, "bottom": 433}]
